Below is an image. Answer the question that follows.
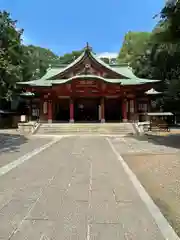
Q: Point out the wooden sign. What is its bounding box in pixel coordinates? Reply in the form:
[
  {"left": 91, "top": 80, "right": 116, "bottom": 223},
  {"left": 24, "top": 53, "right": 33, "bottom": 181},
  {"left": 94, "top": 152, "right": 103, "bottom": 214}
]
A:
[{"left": 75, "top": 80, "right": 98, "bottom": 88}]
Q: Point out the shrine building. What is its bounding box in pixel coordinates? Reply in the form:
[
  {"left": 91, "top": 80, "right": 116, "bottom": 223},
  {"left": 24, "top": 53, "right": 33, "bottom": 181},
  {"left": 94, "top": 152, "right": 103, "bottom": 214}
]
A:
[{"left": 18, "top": 44, "right": 160, "bottom": 123}]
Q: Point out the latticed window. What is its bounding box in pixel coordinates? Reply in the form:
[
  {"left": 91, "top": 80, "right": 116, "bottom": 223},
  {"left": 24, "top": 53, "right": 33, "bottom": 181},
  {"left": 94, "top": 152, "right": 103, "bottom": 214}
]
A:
[{"left": 138, "top": 103, "right": 147, "bottom": 112}]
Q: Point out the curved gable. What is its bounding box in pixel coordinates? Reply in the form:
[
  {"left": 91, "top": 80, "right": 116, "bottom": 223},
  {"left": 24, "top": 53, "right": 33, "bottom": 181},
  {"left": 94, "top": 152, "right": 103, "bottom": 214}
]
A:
[{"left": 44, "top": 44, "right": 130, "bottom": 80}]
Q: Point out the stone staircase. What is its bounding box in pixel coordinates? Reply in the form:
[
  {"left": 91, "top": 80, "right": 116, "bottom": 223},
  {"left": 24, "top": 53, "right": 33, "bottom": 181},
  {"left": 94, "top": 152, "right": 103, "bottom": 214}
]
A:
[{"left": 35, "top": 123, "right": 136, "bottom": 136}]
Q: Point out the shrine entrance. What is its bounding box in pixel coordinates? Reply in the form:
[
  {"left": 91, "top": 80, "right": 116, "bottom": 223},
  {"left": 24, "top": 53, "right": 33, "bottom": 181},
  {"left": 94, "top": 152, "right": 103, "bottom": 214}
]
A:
[
  {"left": 55, "top": 98, "right": 70, "bottom": 122},
  {"left": 74, "top": 98, "right": 100, "bottom": 122},
  {"left": 105, "top": 97, "right": 122, "bottom": 122}
]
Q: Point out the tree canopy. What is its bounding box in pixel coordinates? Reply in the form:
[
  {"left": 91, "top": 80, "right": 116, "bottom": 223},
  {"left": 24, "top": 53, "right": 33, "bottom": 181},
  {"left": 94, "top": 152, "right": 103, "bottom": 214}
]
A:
[
  {"left": 117, "top": 1, "right": 180, "bottom": 112},
  {"left": 59, "top": 50, "right": 83, "bottom": 65},
  {"left": 0, "top": 11, "right": 65, "bottom": 109},
  {"left": 118, "top": 31, "right": 151, "bottom": 64},
  {"left": 154, "top": 0, "right": 180, "bottom": 43},
  {"left": 0, "top": 11, "right": 23, "bottom": 105},
  {"left": 22, "top": 45, "right": 60, "bottom": 80}
]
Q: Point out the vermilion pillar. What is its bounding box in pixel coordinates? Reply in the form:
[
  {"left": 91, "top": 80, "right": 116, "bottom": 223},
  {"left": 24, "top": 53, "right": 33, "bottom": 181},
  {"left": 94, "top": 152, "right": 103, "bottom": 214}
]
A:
[
  {"left": 101, "top": 97, "right": 105, "bottom": 123},
  {"left": 48, "top": 100, "right": 53, "bottom": 123},
  {"left": 122, "top": 99, "right": 128, "bottom": 122},
  {"left": 69, "top": 98, "right": 74, "bottom": 123}
]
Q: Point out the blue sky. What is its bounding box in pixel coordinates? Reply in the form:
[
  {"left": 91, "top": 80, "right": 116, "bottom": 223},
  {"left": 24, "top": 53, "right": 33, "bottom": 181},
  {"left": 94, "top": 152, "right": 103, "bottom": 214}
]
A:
[{"left": 0, "top": 0, "right": 164, "bottom": 55}]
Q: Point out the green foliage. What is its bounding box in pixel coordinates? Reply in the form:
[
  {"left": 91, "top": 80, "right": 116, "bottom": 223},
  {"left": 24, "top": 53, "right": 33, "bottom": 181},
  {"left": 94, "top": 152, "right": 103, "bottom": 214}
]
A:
[
  {"left": 22, "top": 45, "right": 60, "bottom": 80},
  {"left": 59, "top": 50, "right": 83, "bottom": 64},
  {"left": 0, "top": 11, "right": 23, "bottom": 103},
  {"left": 132, "top": 41, "right": 180, "bottom": 111},
  {"left": 118, "top": 31, "right": 151, "bottom": 64},
  {"left": 0, "top": 11, "right": 61, "bottom": 108},
  {"left": 118, "top": 3, "right": 180, "bottom": 112},
  {"left": 100, "top": 58, "right": 110, "bottom": 64},
  {"left": 154, "top": 1, "right": 180, "bottom": 43}
]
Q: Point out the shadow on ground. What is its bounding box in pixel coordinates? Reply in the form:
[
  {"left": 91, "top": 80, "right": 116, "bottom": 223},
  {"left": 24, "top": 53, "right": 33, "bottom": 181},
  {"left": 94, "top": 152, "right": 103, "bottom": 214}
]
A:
[
  {"left": 0, "top": 133, "right": 28, "bottom": 154},
  {"left": 127, "top": 133, "right": 180, "bottom": 150}
]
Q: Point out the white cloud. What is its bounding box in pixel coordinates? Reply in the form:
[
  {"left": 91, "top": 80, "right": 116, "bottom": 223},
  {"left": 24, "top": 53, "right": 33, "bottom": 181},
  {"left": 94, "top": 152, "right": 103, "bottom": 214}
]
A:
[{"left": 97, "top": 52, "right": 118, "bottom": 59}]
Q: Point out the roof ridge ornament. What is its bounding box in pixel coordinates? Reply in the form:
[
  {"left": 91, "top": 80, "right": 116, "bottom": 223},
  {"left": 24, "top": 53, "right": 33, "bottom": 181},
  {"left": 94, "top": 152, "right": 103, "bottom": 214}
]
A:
[{"left": 84, "top": 42, "right": 92, "bottom": 52}]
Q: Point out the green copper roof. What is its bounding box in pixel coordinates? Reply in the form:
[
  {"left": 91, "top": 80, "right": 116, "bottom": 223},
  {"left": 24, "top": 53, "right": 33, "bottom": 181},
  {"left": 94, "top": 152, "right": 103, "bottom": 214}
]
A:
[
  {"left": 120, "top": 79, "right": 160, "bottom": 85},
  {"left": 40, "top": 68, "right": 63, "bottom": 80},
  {"left": 17, "top": 44, "right": 161, "bottom": 88},
  {"left": 111, "top": 66, "right": 137, "bottom": 78},
  {"left": 43, "top": 48, "right": 132, "bottom": 79},
  {"left": 52, "top": 75, "right": 122, "bottom": 84},
  {"left": 17, "top": 75, "right": 160, "bottom": 87},
  {"left": 18, "top": 79, "right": 52, "bottom": 87},
  {"left": 90, "top": 52, "right": 129, "bottom": 77}
]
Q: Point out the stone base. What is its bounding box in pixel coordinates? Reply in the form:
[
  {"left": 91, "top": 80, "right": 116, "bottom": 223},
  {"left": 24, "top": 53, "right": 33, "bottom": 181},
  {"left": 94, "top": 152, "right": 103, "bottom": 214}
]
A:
[
  {"left": 123, "top": 119, "right": 128, "bottom": 122},
  {"left": 48, "top": 119, "right": 52, "bottom": 123},
  {"left": 101, "top": 119, "right": 105, "bottom": 123},
  {"left": 69, "top": 119, "right": 74, "bottom": 123},
  {"left": 18, "top": 122, "right": 36, "bottom": 134}
]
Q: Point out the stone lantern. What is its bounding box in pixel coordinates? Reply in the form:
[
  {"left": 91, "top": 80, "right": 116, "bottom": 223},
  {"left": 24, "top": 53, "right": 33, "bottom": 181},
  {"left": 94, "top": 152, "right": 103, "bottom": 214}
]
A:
[
  {"left": 145, "top": 88, "right": 162, "bottom": 112},
  {"left": 20, "top": 91, "right": 35, "bottom": 122}
]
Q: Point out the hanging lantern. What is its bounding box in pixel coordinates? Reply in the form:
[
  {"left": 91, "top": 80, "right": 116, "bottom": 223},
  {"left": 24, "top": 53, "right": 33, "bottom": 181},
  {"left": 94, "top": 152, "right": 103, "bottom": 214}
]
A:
[{"left": 151, "top": 100, "right": 156, "bottom": 108}]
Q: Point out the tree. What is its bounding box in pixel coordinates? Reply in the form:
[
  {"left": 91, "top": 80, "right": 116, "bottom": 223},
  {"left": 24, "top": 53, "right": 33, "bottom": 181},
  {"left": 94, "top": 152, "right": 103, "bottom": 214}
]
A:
[
  {"left": 116, "top": 9, "right": 180, "bottom": 112},
  {"left": 100, "top": 58, "right": 110, "bottom": 64},
  {"left": 154, "top": 0, "right": 180, "bottom": 43},
  {"left": 118, "top": 31, "right": 151, "bottom": 64},
  {"left": 59, "top": 50, "right": 83, "bottom": 64},
  {"left": 22, "top": 45, "right": 60, "bottom": 80},
  {"left": 131, "top": 35, "right": 180, "bottom": 111},
  {"left": 0, "top": 11, "right": 24, "bottom": 107},
  {"left": 0, "top": 11, "right": 60, "bottom": 108}
]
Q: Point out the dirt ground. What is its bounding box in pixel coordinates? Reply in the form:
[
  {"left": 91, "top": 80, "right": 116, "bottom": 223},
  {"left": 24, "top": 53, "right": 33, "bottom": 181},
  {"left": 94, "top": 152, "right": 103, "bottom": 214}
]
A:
[{"left": 123, "top": 152, "right": 180, "bottom": 236}]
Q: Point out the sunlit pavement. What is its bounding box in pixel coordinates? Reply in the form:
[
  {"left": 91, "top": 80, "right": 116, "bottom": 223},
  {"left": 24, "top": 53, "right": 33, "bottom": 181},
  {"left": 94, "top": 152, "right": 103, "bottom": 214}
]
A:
[{"left": 0, "top": 136, "right": 177, "bottom": 239}]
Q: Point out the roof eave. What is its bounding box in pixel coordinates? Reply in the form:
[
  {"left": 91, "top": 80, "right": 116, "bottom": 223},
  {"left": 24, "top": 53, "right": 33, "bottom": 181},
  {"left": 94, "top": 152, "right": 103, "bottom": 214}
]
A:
[
  {"left": 90, "top": 52, "right": 129, "bottom": 77},
  {"left": 17, "top": 81, "right": 35, "bottom": 86}
]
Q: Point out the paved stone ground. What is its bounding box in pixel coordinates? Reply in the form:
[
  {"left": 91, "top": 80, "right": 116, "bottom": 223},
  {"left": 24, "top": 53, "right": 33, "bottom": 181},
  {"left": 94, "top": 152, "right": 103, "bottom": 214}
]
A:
[
  {"left": 110, "top": 135, "right": 180, "bottom": 155},
  {"left": 0, "top": 134, "right": 52, "bottom": 168},
  {"left": 0, "top": 136, "right": 167, "bottom": 239}
]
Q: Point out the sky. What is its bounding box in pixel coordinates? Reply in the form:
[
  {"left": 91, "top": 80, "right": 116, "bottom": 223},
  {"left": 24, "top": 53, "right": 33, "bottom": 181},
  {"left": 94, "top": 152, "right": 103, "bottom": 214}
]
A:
[{"left": 0, "top": 0, "right": 165, "bottom": 56}]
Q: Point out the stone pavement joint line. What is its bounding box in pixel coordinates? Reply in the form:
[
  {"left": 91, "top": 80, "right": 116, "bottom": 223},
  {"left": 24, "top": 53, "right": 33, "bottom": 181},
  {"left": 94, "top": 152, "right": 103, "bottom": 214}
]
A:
[
  {"left": 9, "top": 159, "right": 76, "bottom": 240},
  {"left": 106, "top": 137, "right": 180, "bottom": 240},
  {"left": 87, "top": 160, "right": 93, "bottom": 240},
  {"left": 8, "top": 173, "right": 57, "bottom": 240},
  {"left": 0, "top": 137, "right": 61, "bottom": 177}
]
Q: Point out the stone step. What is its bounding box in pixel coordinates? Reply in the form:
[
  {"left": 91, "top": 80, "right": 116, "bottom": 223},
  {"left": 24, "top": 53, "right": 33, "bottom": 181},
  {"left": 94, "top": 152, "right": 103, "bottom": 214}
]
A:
[
  {"left": 37, "top": 127, "right": 131, "bottom": 131},
  {"left": 37, "top": 131, "right": 131, "bottom": 134},
  {"left": 36, "top": 123, "right": 135, "bottom": 135}
]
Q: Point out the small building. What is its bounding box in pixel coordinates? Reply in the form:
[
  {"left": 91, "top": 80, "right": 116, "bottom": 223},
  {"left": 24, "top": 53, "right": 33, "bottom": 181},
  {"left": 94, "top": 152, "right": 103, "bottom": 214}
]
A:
[{"left": 17, "top": 44, "right": 160, "bottom": 123}]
